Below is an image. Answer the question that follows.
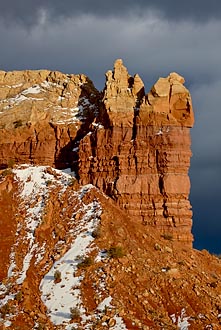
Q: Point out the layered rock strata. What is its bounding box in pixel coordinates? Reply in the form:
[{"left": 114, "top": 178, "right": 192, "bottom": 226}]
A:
[
  {"left": 0, "top": 60, "right": 194, "bottom": 244},
  {"left": 78, "top": 60, "right": 194, "bottom": 244},
  {"left": 0, "top": 69, "right": 99, "bottom": 168}
]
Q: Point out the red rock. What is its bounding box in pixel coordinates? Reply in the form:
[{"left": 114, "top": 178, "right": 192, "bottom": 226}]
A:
[
  {"left": 0, "top": 60, "right": 194, "bottom": 245},
  {"left": 78, "top": 59, "right": 194, "bottom": 245}
]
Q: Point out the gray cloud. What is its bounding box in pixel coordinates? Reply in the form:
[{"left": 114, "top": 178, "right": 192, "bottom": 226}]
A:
[
  {"left": 0, "top": 5, "right": 220, "bottom": 252},
  {"left": 190, "top": 80, "right": 221, "bottom": 252},
  {"left": 1, "top": 15, "right": 221, "bottom": 88},
  {"left": 0, "top": 0, "right": 221, "bottom": 27}
]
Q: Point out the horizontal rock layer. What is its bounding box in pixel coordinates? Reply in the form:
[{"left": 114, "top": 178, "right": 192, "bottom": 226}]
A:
[
  {"left": 0, "top": 69, "right": 99, "bottom": 168},
  {"left": 78, "top": 59, "right": 194, "bottom": 245},
  {"left": 0, "top": 60, "right": 194, "bottom": 244}
]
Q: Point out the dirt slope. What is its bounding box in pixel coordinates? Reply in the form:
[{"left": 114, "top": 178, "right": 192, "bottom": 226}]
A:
[{"left": 0, "top": 166, "right": 221, "bottom": 330}]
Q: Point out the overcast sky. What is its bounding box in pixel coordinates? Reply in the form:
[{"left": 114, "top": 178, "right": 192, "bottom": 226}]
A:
[{"left": 0, "top": 0, "right": 220, "bottom": 253}]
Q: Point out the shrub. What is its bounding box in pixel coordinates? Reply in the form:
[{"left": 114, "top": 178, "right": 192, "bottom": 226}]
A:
[
  {"left": 54, "top": 270, "right": 61, "bottom": 283},
  {"left": 0, "top": 303, "right": 11, "bottom": 318},
  {"left": 68, "top": 177, "right": 76, "bottom": 187},
  {"left": 8, "top": 159, "right": 15, "bottom": 168},
  {"left": 210, "top": 281, "right": 218, "bottom": 288},
  {"left": 46, "top": 180, "right": 52, "bottom": 186},
  {"left": 154, "top": 243, "right": 162, "bottom": 251},
  {"left": 15, "top": 291, "right": 23, "bottom": 302},
  {"left": 77, "top": 257, "right": 93, "bottom": 269},
  {"left": 107, "top": 246, "right": 125, "bottom": 259},
  {"left": 70, "top": 307, "right": 80, "bottom": 320},
  {"left": 1, "top": 168, "right": 12, "bottom": 177},
  {"left": 92, "top": 225, "right": 101, "bottom": 239},
  {"left": 161, "top": 233, "right": 173, "bottom": 241},
  {"left": 13, "top": 120, "right": 23, "bottom": 128}
]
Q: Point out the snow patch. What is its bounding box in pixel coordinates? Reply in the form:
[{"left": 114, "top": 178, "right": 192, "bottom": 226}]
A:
[
  {"left": 3, "top": 320, "right": 11, "bottom": 328},
  {"left": 97, "top": 296, "right": 112, "bottom": 311},
  {"left": 22, "top": 85, "right": 42, "bottom": 95},
  {"left": 7, "top": 166, "right": 71, "bottom": 284},
  {"left": 170, "top": 308, "right": 191, "bottom": 330},
  {"left": 156, "top": 128, "right": 163, "bottom": 135},
  {"left": 40, "top": 198, "right": 102, "bottom": 326}
]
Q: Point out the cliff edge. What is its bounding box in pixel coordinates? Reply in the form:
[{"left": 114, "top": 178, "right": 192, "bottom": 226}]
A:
[{"left": 0, "top": 60, "right": 194, "bottom": 244}]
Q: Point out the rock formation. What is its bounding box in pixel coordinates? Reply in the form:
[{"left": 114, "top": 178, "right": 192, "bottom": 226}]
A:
[
  {"left": 1, "top": 62, "right": 221, "bottom": 330},
  {"left": 78, "top": 59, "right": 194, "bottom": 245},
  {"left": 0, "top": 60, "right": 194, "bottom": 244},
  {"left": 1, "top": 166, "right": 221, "bottom": 330},
  {"left": 0, "top": 69, "right": 99, "bottom": 168}
]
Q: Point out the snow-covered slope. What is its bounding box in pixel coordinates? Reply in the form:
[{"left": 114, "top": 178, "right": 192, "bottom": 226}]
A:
[
  {"left": 0, "top": 165, "right": 127, "bottom": 329},
  {"left": 1, "top": 164, "right": 221, "bottom": 329}
]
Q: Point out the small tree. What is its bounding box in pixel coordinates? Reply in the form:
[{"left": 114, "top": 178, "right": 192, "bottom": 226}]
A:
[
  {"left": 13, "top": 119, "right": 22, "bottom": 128},
  {"left": 15, "top": 291, "right": 23, "bottom": 302},
  {"left": 54, "top": 270, "right": 61, "bottom": 283},
  {"left": 8, "top": 159, "right": 15, "bottom": 169}
]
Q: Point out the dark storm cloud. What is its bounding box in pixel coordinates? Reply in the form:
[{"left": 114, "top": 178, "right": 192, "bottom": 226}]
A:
[
  {"left": 0, "top": 0, "right": 221, "bottom": 26},
  {"left": 1, "top": 16, "right": 221, "bottom": 87},
  {"left": 190, "top": 80, "right": 221, "bottom": 253}
]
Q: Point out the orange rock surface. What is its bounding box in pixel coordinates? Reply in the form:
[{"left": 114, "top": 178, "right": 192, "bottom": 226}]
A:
[
  {"left": 1, "top": 62, "right": 221, "bottom": 330},
  {"left": 78, "top": 60, "right": 194, "bottom": 245},
  {"left": 0, "top": 69, "right": 99, "bottom": 169},
  {"left": 0, "top": 167, "right": 221, "bottom": 329},
  {"left": 0, "top": 60, "right": 194, "bottom": 245}
]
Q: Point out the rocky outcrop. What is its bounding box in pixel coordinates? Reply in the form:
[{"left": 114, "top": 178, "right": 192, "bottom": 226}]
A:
[
  {"left": 1, "top": 166, "right": 221, "bottom": 330},
  {"left": 0, "top": 69, "right": 99, "bottom": 169},
  {"left": 0, "top": 60, "right": 194, "bottom": 245},
  {"left": 78, "top": 60, "right": 194, "bottom": 245},
  {"left": 3, "top": 62, "right": 221, "bottom": 330}
]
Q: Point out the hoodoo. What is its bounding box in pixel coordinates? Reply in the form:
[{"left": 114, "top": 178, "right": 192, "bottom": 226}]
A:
[
  {"left": 78, "top": 59, "right": 194, "bottom": 245},
  {"left": 0, "top": 60, "right": 194, "bottom": 245}
]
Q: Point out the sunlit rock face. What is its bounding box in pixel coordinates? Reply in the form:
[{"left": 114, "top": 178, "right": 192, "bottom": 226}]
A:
[
  {"left": 2, "top": 62, "right": 221, "bottom": 330},
  {"left": 0, "top": 60, "right": 194, "bottom": 245},
  {"left": 0, "top": 69, "right": 99, "bottom": 169},
  {"left": 78, "top": 60, "right": 194, "bottom": 245}
]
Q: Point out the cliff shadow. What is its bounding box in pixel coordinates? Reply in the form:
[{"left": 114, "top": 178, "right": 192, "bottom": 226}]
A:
[{"left": 54, "top": 80, "right": 102, "bottom": 179}]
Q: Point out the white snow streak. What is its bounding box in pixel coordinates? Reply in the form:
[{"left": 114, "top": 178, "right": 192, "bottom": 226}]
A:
[
  {"left": 40, "top": 199, "right": 102, "bottom": 326},
  {"left": 8, "top": 165, "right": 71, "bottom": 284},
  {"left": 171, "top": 308, "right": 191, "bottom": 330}
]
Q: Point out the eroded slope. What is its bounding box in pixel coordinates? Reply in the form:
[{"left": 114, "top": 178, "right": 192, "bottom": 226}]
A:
[{"left": 0, "top": 167, "right": 221, "bottom": 330}]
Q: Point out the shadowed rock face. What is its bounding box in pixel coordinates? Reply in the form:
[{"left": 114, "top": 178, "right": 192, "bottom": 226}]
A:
[
  {"left": 0, "top": 60, "right": 194, "bottom": 245},
  {"left": 0, "top": 69, "right": 99, "bottom": 169}
]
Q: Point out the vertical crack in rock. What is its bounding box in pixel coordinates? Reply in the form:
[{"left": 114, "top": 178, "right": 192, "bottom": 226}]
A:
[
  {"left": 78, "top": 60, "right": 194, "bottom": 245},
  {"left": 0, "top": 60, "right": 194, "bottom": 245}
]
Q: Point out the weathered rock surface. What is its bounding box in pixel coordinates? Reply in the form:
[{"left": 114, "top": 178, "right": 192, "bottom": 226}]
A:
[
  {"left": 78, "top": 60, "right": 194, "bottom": 245},
  {"left": 0, "top": 69, "right": 99, "bottom": 168},
  {"left": 0, "top": 60, "right": 194, "bottom": 244},
  {"left": 1, "top": 62, "right": 221, "bottom": 330},
  {"left": 0, "top": 167, "right": 221, "bottom": 330}
]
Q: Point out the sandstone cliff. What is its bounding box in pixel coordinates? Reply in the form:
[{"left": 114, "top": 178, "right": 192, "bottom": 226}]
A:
[
  {"left": 1, "top": 64, "right": 221, "bottom": 329},
  {"left": 0, "top": 69, "right": 99, "bottom": 168},
  {"left": 78, "top": 60, "right": 194, "bottom": 245},
  {"left": 0, "top": 60, "right": 194, "bottom": 245}
]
